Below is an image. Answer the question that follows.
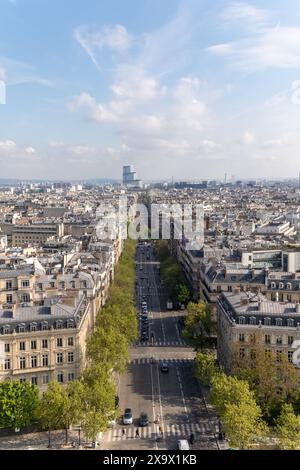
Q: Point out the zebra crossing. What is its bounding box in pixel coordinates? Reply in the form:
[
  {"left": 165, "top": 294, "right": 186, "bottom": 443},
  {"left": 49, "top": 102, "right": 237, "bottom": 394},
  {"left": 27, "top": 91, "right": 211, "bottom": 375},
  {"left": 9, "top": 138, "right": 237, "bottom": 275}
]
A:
[
  {"left": 100, "top": 422, "right": 217, "bottom": 443},
  {"left": 130, "top": 357, "right": 194, "bottom": 365},
  {"left": 138, "top": 340, "right": 187, "bottom": 347}
]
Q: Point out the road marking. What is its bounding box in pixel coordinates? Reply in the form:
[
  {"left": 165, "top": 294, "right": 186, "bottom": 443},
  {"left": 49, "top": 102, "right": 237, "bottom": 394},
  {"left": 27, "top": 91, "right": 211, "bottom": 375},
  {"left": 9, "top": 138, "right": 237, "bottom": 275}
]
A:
[
  {"left": 150, "top": 355, "right": 159, "bottom": 450},
  {"left": 176, "top": 365, "right": 189, "bottom": 421}
]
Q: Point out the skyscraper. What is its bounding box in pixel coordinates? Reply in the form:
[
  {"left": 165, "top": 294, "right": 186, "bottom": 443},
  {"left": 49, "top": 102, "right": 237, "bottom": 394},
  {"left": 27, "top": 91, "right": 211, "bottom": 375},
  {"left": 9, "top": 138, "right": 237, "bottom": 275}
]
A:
[{"left": 122, "top": 165, "right": 142, "bottom": 188}]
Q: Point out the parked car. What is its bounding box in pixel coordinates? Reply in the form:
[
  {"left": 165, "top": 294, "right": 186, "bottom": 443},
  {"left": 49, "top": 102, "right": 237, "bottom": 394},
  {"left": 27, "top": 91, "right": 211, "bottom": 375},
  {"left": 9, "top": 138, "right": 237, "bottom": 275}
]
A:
[
  {"left": 178, "top": 439, "right": 190, "bottom": 450},
  {"left": 123, "top": 408, "right": 133, "bottom": 425},
  {"left": 139, "top": 413, "right": 149, "bottom": 427}
]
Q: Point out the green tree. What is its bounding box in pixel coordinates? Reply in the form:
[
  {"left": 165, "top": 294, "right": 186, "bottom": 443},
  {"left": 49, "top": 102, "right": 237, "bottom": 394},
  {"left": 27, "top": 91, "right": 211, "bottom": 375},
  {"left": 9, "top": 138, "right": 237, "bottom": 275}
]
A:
[
  {"left": 183, "top": 301, "right": 215, "bottom": 348},
  {"left": 0, "top": 380, "right": 39, "bottom": 431},
  {"left": 38, "top": 382, "right": 66, "bottom": 448},
  {"left": 211, "top": 373, "right": 256, "bottom": 416},
  {"left": 194, "top": 352, "right": 218, "bottom": 386},
  {"left": 176, "top": 283, "right": 191, "bottom": 306},
  {"left": 222, "top": 401, "right": 266, "bottom": 449},
  {"left": 87, "top": 326, "right": 129, "bottom": 372},
  {"left": 276, "top": 404, "right": 300, "bottom": 450}
]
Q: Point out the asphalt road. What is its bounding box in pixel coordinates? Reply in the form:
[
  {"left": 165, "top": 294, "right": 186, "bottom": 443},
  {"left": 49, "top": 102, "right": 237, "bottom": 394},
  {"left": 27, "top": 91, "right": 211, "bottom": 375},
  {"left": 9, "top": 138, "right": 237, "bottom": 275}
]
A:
[{"left": 100, "top": 242, "right": 221, "bottom": 451}]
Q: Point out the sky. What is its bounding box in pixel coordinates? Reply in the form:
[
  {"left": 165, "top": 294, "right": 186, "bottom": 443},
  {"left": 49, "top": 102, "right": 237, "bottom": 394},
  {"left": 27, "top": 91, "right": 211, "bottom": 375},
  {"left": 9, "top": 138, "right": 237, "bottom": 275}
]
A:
[{"left": 1, "top": 0, "right": 300, "bottom": 181}]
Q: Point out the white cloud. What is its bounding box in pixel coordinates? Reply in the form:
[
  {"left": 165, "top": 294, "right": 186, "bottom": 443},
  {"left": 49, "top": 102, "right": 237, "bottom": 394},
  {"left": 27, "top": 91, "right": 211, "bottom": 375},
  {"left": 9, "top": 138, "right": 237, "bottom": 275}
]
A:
[
  {"left": 69, "top": 92, "right": 131, "bottom": 123},
  {"left": 221, "top": 2, "right": 269, "bottom": 26},
  {"left": 74, "top": 24, "right": 132, "bottom": 70},
  {"left": 69, "top": 145, "right": 94, "bottom": 155},
  {"left": 0, "top": 140, "right": 16, "bottom": 152},
  {"left": 243, "top": 131, "right": 256, "bottom": 144},
  {"left": 25, "top": 146, "right": 36, "bottom": 154}
]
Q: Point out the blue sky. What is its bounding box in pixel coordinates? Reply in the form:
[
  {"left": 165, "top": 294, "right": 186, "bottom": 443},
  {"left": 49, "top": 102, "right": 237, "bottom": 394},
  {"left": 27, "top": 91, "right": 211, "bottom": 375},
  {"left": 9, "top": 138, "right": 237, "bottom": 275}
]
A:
[{"left": 1, "top": 0, "right": 300, "bottom": 180}]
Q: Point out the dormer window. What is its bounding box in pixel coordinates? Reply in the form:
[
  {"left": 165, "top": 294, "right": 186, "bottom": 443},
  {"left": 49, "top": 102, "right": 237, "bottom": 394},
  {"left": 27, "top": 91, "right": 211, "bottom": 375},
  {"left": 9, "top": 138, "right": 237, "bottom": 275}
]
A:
[
  {"left": 279, "top": 282, "right": 284, "bottom": 290},
  {"left": 249, "top": 317, "right": 256, "bottom": 325},
  {"left": 287, "top": 283, "right": 292, "bottom": 290},
  {"left": 18, "top": 324, "right": 25, "bottom": 333},
  {"left": 275, "top": 318, "right": 283, "bottom": 327},
  {"left": 238, "top": 316, "right": 246, "bottom": 325},
  {"left": 67, "top": 319, "right": 74, "bottom": 329},
  {"left": 287, "top": 319, "right": 294, "bottom": 327},
  {"left": 56, "top": 321, "right": 63, "bottom": 329},
  {"left": 41, "top": 322, "right": 48, "bottom": 331},
  {"left": 3, "top": 325, "right": 10, "bottom": 335},
  {"left": 30, "top": 323, "right": 37, "bottom": 332},
  {"left": 271, "top": 282, "right": 276, "bottom": 289},
  {"left": 264, "top": 317, "right": 271, "bottom": 326}
]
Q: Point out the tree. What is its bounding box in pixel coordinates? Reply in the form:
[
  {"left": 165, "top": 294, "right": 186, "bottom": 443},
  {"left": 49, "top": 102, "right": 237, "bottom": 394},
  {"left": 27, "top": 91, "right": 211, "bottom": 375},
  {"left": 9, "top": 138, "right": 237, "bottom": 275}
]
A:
[
  {"left": 0, "top": 380, "right": 39, "bottom": 431},
  {"left": 38, "top": 382, "right": 66, "bottom": 447},
  {"left": 183, "top": 301, "right": 215, "bottom": 348},
  {"left": 87, "top": 326, "right": 129, "bottom": 372},
  {"left": 234, "top": 345, "right": 299, "bottom": 422},
  {"left": 176, "top": 283, "right": 191, "bottom": 306},
  {"left": 276, "top": 404, "right": 300, "bottom": 450},
  {"left": 194, "top": 352, "right": 218, "bottom": 386},
  {"left": 211, "top": 373, "right": 255, "bottom": 417},
  {"left": 222, "top": 401, "right": 266, "bottom": 449},
  {"left": 81, "top": 364, "right": 117, "bottom": 442}
]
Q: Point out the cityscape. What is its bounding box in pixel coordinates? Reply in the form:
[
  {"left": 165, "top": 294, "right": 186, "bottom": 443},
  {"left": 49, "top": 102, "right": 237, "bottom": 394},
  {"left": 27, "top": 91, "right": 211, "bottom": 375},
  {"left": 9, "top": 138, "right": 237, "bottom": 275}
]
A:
[{"left": 1, "top": 0, "right": 300, "bottom": 460}]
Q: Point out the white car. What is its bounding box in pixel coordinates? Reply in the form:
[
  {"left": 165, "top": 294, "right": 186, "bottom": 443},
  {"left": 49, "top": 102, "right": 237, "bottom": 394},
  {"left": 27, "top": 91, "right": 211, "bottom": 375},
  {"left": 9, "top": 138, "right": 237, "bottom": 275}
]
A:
[
  {"left": 178, "top": 439, "right": 190, "bottom": 450},
  {"left": 123, "top": 408, "right": 133, "bottom": 425}
]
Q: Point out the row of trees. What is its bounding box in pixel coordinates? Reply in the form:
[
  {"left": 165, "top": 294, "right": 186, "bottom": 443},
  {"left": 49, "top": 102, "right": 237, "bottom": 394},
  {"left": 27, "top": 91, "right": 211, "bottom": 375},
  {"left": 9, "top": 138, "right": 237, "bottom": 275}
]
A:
[
  {"left": 195, "top": 351, "right": 300, "bottom": 449},
  {"left": 155, "top": 240, "right": 191, "bottom": 305},
  {"left": 0, "top": 240, "right": 138, "bottom": 446}
]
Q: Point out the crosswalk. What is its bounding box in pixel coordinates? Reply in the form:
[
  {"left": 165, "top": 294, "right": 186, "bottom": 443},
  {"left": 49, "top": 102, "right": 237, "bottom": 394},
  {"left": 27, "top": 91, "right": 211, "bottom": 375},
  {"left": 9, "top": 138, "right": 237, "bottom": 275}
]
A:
[
  {"left": 100, "top": 422, "right": 218, "bottom": 443},
  {"left": 130, "top": 358, "right": 194, "bottom": 365},
  {"left": 138, "top": 340, "right": 187, "bottom": 347}
]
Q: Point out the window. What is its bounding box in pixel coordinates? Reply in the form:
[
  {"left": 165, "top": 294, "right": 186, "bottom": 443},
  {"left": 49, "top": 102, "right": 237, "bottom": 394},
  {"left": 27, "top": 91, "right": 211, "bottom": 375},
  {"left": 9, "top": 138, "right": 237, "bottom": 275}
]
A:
[
  {"left": 271, "top": 282, "right": 276, "bottom": 289},
  {"left": 38, "top": 283, "right": 43, "bottom": 291},
  {"left": 3, "top": 327, "right": 10, "bottom": 335},
  {"left": 42, "top": 339, "right": 48, "bottom": 348},
  {"left": 6, "top": 294, "right": 13, "bottom": 304},
  {"left": 288, "top": 351, "right": 294, "bottom": 363},
  {"left": 68, "top": 337, "right": 74, "bottom": 347},
  {"left": 6, "top": 281, "right": 12, "bottom": 290},
  {"left": 31, "top": 356, "right": 37, "bottom": 368},
  {"left": 30, "top": 323, "right": 37, "bottom": 332},
  {"left": 50, "top": 282, "right": 55, "bottom": 288},
  {"left": 217, "top": 286, "right": 221, "bottom": 293},
  {"left": 288, "top": 336, "right": 294, "bottom": 346},
  {"left": 19, "top": 341, "right": 25, "bottom": 351},
  {"left": 42, "top": 354, "right": 48, "bottom": 367},
  {"left": 287, "top": 319, "right": 294, "bottom": 328},
  {"left": 228, "top": 286, "right": 232, "bottom": 292},
  {"left": 71, "top": 281, "right": 76, "bottom": 289},
  {"left": 279, "top": 282, "right": 284, "bottom": 290},
  {"left": 239, "top": 348, "right": 245, "bottom": 359},
  {"left": 19, "top": 357, "right": 26, "bottom": 369},
  {"left": 4, "top": 343, "right": 10, "bottom": 353},
  {"left": 42, "top": 323, "right": 48, "bottom": 331},
  {"left": 249, "top": 317, "right": 256, "bottom": 325},
  {"left": 68, "top": 372, "right": 75, "bottom": 382},
  {"left": 18, "top": 325, "right": 25, "bottom": 333},
  {"left": 238, "top": 316, "right": 246, "bottom": 325},
  {"left": 276, "top": 336, "right": 282, "bottom": 345},
  {"left": 60, "top": 282, "right": 65, "bottom": 289},
  {"left": 250, "top": 349, "right": 256, "bottom": 360},
  {"left": 276, "top": 350, "right": 283, "bottom": 363},
  {"left": 21, "top": 293, "right": 30, "bottom": 303},
  {"left": 56, "top": 353, "right": 63, "bottom": 364},
  {"left": 4, "top": 359, "right": 10, "bottom": 370},
  {"left": 264, "top": 317, "right": 271, "bottom": 326},
  {"left": 56, "top": 338, "right": 63, "bottom": 347},
  {"left": 57, "top": 373, "right": 64, "bottom": 383},
  {"left": 265, "top": 349, "right": 271, "bottom": 358},
  {"left": 67, "top": 320, "right": 74, "bottom": 329},
  {"left": 21, "top": 280, "right": 30, "bottom": 288},
  {"left": 249, "top": 334, "right": 256, "bottom": 344},
  {"left": 31, "top": 340, "right": 37, "bottom": 350},
  {"left": 239, "top": 334, "right": 245, "bottom": 343},
  {"left": 265, "top": 335, "right": 271, "bottom": 345},
  {"left": 68, "top": 352, "right": 74, "bottom": 363},
  {"left": 56, "top": 321, "right": 62, "bottom": 329},
  {"left": 42, "top": 375, "right": 49, "bottom": 385},
  {"left": 276, "top": 318, "right": 283, "bottom": 327},
  {"left": 287, "top": 283, "right": 292, "bottom": 290},
  {"left": 287, "top": 294, "right": 292, "bottom": 302},
  {"left": 31, "top": 377, "right": 38, "bottom": 386},
  {"left": 19, "top": 377, "right": 26, "bottom": 384}
]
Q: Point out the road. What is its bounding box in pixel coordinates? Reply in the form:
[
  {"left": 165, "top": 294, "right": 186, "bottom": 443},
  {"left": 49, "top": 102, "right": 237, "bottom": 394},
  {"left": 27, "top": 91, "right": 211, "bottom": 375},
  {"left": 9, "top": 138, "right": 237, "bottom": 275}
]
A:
[{"left": 100, "top": 242, "right": 221, "bottom": 451}]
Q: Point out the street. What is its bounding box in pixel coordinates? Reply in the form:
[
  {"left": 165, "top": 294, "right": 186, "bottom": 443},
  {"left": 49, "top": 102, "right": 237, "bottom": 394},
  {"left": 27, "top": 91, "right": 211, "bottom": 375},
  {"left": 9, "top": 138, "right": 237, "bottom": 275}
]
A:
[{"left": 100, "top": 242, "right": 221, "bottom": 451}]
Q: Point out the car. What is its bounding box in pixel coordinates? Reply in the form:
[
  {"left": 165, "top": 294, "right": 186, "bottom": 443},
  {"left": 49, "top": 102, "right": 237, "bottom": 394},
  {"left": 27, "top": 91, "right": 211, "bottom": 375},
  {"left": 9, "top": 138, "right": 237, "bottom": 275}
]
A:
[
  {"left": 178, "top": 439, "right": 190, "bottom": 450},
  {"left": 139, "top": 413, "right": 149, "bottom": 427},
  {"left": 160, "top": 362, "right": 169, "bottom": 373},
  {"left": 142, "top": 301, "right": 147, "bottom": 307},
  {"left": 141, "top": 331, "right": 149, "bottom": 341},
  {"left": 123, "top": 408, "right": 133, "bottom": 425},
  {"left": 142, "top": 318, "right": 148, "bottom": 325},
  {"left": 115, "top": 395, "right": 120, "bottom": 408}
]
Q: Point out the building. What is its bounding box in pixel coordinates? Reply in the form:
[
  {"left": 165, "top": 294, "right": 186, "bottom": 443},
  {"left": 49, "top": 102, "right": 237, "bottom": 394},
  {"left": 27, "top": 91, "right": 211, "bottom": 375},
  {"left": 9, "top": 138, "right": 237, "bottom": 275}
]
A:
[
  {"left": 122, "top": 165, "right": 142, "bottom": 188},
  {"left": 217, "top": 290, "right": 300, "bottom": 374},
  {"left": 12, "top": 223, "right": 64, "bottom": 247},
  {"left": 0, "top": 294, "right": 93, "bottom": 390}
]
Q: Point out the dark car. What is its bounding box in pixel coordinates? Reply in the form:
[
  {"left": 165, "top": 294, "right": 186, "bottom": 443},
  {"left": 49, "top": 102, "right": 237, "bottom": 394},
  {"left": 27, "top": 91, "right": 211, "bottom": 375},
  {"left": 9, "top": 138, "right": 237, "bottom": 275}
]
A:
[
  {"left": 139, "top": 413, "right": 149, "bottom": 427},
  {"left": 160, "top": 362, "right": 169, "bottom": 373},
  {"left": 141, "top": 331, "right": 149, "bottom": 341}
]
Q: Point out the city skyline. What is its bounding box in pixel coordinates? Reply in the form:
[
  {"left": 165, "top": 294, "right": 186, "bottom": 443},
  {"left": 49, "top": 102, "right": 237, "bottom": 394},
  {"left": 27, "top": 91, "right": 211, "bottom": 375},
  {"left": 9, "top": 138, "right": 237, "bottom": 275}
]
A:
[{"left": 1, "top": 0, "right": 300, "bottom": 180}]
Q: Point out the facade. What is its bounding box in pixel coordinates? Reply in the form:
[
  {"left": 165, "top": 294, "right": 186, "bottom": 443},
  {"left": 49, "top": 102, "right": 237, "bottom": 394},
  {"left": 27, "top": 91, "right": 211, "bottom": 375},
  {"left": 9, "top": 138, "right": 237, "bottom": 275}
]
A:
[
  {"left": 0, "top": 294, "right": 92, "bottom": 390},
  {"left": 12, "top": 223, "right": 64, "bottom": 247},
  {"left": 217, "top": 290, "right": 300, "bottom": 374},
  {"left": 122, "top": 165, "right": 142, "bottom": 188}
]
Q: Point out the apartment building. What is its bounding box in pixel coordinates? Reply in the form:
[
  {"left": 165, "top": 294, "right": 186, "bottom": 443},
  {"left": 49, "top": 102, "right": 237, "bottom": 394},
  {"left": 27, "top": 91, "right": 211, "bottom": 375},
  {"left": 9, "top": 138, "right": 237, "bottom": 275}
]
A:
[
  {"left": 217, "top": 290, "right": 300, "bottom": 374},
  {"left": 12, "top": 223, "right": 64, "bottom": 247},
  {"left": 0, "top": 294, "right": 93, "bottom": 390}
]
